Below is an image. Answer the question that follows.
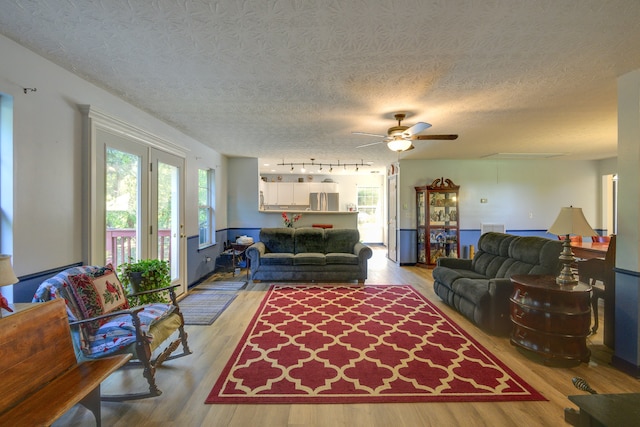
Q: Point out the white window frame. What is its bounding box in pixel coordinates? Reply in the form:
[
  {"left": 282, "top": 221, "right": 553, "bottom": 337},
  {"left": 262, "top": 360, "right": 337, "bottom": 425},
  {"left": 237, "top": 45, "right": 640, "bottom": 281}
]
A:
[{"left": 198, "top": 168, "right": 216, "bottom": 248}]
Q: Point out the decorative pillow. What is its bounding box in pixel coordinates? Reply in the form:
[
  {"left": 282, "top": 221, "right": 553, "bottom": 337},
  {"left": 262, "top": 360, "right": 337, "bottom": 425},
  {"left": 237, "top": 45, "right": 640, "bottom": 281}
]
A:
[
  {"left": 32, "top": 265, "right": 105, "bottom": 321},
  {"left": 68, "top": 264, "right": 130, "bottom": 334}
]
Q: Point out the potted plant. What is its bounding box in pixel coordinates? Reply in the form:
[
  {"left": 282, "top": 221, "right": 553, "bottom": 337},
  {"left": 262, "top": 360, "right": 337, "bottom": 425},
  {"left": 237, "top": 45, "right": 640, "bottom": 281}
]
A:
[{"left": 118, "top": 258, "right": 171, "bottom": 305}]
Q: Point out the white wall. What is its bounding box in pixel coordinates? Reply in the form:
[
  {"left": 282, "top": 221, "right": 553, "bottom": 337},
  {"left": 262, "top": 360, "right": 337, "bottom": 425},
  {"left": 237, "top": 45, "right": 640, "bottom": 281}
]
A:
[
  {"left": 0, "top": 34, "right": 224, "bottom": 276},
  {"left": 399, "top": 159, "right": 604, "bottom": 233}
]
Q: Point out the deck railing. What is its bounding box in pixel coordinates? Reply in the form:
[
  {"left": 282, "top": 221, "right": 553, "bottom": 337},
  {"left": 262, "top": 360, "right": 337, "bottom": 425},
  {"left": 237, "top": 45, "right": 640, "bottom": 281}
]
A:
[{"left": 106, "top": 228, "right": 171, "bottom": 268}]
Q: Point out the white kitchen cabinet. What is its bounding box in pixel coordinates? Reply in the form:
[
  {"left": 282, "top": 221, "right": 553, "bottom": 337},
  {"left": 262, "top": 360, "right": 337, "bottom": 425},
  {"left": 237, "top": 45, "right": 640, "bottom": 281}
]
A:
[
  {"left": 277, "top": 182, "right": 294, "bottom": 205},
  {"left": 261, "top": 181, "right": 339, "bottom": 208},
  {"left": 263, "top": 182, "right": 279, "bottom": 205},
  {"left": 293, "top": 183, "right": 309, "bottom": 205}
]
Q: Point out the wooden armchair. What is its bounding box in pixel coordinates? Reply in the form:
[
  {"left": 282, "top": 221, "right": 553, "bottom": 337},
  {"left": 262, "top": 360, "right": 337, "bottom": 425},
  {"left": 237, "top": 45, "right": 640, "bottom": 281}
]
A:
[
  {"left": 33, "top": 264, "right": 192, "bottom": 401},
  {"left": 577, "top": 235, "right": 616, "bottom": 336}
]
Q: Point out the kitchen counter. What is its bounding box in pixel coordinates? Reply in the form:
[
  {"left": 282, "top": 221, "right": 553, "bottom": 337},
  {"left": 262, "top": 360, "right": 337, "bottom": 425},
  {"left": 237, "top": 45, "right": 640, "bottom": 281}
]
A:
[{"left": 259, "top": 210, "right": 359, "bottom": 229}]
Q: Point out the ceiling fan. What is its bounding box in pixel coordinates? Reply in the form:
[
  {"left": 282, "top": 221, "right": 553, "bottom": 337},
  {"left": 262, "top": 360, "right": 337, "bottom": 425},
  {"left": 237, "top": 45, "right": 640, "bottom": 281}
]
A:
[{"left": 353, "top": 113, "right": 458, "bottom": 152}]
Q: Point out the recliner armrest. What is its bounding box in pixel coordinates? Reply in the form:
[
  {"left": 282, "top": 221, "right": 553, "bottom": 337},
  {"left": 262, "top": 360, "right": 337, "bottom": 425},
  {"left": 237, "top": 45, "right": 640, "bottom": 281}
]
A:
[
  {"left": 354, "top": 242, "right": 373, "bottom": 261},
  {"left": 487, "top": 277, "right": 515, "bottom": 334},
  {"left": 247, "top": 242, "right": 265, "bottom": 258},
  {"left": 247, "top": 242, "right": 266, "bottom": 272},
  {"left": 488, "top": 278, "right": 514, "bottom": 299}
]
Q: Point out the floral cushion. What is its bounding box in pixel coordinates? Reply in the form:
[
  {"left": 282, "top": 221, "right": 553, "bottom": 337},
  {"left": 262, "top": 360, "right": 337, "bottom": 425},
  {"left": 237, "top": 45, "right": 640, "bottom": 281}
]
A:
[
  {"left": 32, "top": 265, "right": 105, "bottom": 321},
  {"left": 68, "top": 264, "right": 130, "bottom": 334}
]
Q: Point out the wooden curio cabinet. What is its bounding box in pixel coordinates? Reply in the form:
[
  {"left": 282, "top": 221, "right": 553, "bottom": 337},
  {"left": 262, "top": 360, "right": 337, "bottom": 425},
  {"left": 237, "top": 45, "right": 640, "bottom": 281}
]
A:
[{"left": 416, "top": 177, "right": 460, "bottom": 267}]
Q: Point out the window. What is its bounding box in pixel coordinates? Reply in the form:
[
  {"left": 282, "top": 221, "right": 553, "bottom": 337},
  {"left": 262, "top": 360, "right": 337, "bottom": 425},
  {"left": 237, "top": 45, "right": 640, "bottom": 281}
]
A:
[
  {"left": 357, "top": 186, "right": 380, "bottom": 227},
  {"left": 198, "top": 168, "right": 215, "bottom": 247},
  {"left": 0, "top": 93, "right": 14, "bottom": 253}
]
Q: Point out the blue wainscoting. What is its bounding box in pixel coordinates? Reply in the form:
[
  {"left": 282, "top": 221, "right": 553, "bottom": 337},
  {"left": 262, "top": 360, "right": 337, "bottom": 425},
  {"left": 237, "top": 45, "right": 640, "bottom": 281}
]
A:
[
  {"left": 399, "top": 228, "right": 561, "bottom": 265},
  {"left": 13, "top": 262, "right": 83, "bottom": 303}
]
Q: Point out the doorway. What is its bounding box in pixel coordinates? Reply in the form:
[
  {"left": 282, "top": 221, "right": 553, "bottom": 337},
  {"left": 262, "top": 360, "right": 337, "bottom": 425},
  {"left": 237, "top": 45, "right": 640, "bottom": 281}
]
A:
[
  {"left": 387, "top": 174, "right": 398, "bottom": 262},
  {"left": 84, "top": 108, "right": 188, "bottom": 297}
]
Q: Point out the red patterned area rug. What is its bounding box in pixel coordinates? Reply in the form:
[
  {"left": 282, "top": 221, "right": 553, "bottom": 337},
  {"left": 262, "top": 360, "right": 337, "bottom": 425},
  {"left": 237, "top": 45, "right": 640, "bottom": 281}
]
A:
[{"left": 206, "top": 285, "right": 546, "bottom": 404}]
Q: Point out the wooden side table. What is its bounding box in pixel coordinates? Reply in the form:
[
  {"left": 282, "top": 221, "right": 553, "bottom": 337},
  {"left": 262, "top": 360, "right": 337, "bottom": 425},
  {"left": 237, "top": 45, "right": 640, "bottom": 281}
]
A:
[{"left": 509, "top": 274, "right": 591, "bottom": 364}]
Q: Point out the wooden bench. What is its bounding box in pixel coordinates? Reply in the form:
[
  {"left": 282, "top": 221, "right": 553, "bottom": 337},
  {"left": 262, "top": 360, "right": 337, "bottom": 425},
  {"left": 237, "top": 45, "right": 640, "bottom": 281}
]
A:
[{"left": 0, "top": 299, "right": 131, "bottom": 426}]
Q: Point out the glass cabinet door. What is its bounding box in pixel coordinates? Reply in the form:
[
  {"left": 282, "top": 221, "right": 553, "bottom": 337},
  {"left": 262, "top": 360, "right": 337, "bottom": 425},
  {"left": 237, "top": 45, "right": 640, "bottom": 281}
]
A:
[
  {"left": 417, "top": 192, "right": 425, "bottom": 227},
  {"left": 416, "top": 191, "right": 426, "bottom": 263},
  {"left": 417, "top": 178, "right": 460, "bottom": 267}
]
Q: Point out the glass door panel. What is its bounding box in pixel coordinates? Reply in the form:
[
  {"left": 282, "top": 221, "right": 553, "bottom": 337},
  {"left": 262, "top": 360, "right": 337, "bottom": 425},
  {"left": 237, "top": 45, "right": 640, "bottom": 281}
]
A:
[
  {"left": 157, "top": 162, "right": 178, "bottom": 280},
  {"left": 103, "top": 143, "right": 146, "bottom": 271},
  {"left": 151, "top": 150, "right": 185, "bottom": 296}
]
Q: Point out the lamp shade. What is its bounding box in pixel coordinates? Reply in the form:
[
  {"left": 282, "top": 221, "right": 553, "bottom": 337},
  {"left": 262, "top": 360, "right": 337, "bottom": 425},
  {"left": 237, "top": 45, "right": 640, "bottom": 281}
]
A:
[
  {"left": 387, "top": 138, "right": 412, "bottom": 152},
  {"left": 0, "top": 254, "right": 18, "bottom": 287},
  {"left": 548, "top": 207, "right": 597, "bottom": 237}
]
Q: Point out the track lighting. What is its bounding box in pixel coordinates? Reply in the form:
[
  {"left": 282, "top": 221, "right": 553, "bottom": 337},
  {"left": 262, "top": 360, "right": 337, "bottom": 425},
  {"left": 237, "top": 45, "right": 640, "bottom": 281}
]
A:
[{"left": 277, "top": 159, "right": 371, "bottom": 173}]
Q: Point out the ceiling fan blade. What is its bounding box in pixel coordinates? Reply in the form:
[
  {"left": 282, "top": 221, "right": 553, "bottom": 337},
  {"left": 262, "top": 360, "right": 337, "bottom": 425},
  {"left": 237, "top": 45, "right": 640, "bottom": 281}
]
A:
[
  {"left": 356, "top": 140, "right": 384, "bottom": 148},
  {"left": 412, "top": 134, "right": 458, "bottom": 140},
  {"left": 402, "top": 122, "right": 431, "bottom": 137},
  {"left": 352, "top": 131, "right": 386, "bottom": 138}
]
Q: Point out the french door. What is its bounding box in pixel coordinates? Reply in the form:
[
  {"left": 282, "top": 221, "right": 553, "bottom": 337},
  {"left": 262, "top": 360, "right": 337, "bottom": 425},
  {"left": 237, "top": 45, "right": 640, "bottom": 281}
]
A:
[
  {"left": 98, "top": 129, "right": 186, "bottom": 296},
  {"left": 150, "top": 150, "right": 185, "bottom": 295}
]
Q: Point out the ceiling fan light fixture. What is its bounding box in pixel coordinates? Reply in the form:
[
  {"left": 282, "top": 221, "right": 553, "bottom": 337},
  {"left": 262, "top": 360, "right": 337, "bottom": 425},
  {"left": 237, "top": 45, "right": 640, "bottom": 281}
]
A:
[{"left": 387, "top": 138, "right": 412, "bottom": 152}]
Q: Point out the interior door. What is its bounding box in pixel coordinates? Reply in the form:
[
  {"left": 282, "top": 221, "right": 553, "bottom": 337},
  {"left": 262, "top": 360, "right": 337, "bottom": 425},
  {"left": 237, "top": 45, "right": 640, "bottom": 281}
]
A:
[
  {"left": 387, "top": 174, "right": 398, "bottom": 262},
  {"left": 151, "top": 149, "right": 186, "bottom": 296}
]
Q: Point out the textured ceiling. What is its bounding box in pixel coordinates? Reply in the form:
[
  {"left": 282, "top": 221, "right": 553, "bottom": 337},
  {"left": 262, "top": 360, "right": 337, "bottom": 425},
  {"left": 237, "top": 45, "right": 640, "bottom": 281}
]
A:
[{"left": 2, "top": 0, "right": 640, "bottom": 175}]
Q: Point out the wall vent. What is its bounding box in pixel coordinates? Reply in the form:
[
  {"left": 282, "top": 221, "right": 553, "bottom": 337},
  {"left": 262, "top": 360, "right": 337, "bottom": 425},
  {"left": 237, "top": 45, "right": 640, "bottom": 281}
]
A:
[{"left": 481, "top": 223, "right": 505, "bottom": 235}]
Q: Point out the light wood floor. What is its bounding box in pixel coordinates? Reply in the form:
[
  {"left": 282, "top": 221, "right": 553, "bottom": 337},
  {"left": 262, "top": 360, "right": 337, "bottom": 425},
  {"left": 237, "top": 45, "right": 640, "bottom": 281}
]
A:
[{"left": 55, "top": 247, "right": 638, "bottom": 426}]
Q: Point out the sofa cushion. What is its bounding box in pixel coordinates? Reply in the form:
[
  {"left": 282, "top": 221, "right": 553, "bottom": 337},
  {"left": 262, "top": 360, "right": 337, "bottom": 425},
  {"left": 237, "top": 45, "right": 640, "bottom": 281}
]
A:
[
  {"left": 451, "top": 278, "right": 491, "bottom": 306},
  {"left": 261, "top": 253, "right": 295, "bottom": 266},
  {"left": 325, "top": 228, "right": 360, "bottom": 253},
  {"left": 326, "top": 253, "right": 359, "bottom": 265},
  {"left": 294, "top": 228, "right": 326, "bottom": 254},
  {"left": 260, "top": 228, "right": 295, "bottom": 253},
  {"left": 471, "top": 233, "right": 518, "bottom": 277},
  {"left": 508, "top": 236, "right": 562, "bottom": 275},
  {"left": 433, "top": 265, "right": 487, "bottom": 287},
  {"left": 293, "top": 253, "right": 326, "bottom": 265}
]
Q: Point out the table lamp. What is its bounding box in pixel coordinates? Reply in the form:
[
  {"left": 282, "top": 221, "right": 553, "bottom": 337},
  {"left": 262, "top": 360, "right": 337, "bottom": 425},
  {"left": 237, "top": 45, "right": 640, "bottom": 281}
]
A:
[
  {"left": 0, "top": 254, "right": 19, "bottom": 317},
  {"left": 548, "top": 207, "right": 597, "bottom": 285}
]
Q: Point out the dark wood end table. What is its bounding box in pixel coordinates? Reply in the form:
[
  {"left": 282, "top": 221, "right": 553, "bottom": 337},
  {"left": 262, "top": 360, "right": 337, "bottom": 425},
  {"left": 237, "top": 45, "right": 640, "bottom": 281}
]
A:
[{"left": 509, "top": 274, "right": 591, "bottom": 364}]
